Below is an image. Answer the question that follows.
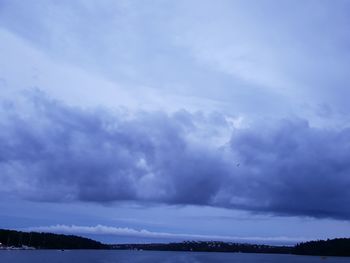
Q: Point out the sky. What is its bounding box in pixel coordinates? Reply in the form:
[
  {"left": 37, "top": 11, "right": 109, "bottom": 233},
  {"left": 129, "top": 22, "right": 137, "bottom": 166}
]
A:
[{"left": 1, "top": 0, "right": 350, "bottom": 245}]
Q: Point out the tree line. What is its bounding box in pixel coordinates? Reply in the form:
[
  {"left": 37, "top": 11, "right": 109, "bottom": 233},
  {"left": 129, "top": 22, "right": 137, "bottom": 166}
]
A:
[
  {"left": 1, "top": 228, "right": 350, "bottom": 256},
  {"left": 0, "top": 229, "right": 107, "bottom": 249}
]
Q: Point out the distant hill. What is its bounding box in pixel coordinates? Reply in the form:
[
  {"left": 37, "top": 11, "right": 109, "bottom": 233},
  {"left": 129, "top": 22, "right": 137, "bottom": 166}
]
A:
[
  {"left": 112, "top": 240, "right": 292, "bottom": 254},
  {"left": 0, "top": 229, "right": 107, "bottom": 249},
  {"left": 113, "top": 239, "right": 350, "bottom": 257},
  {"left": 294, "top": 238, "right": 350, "bottom": 257}
]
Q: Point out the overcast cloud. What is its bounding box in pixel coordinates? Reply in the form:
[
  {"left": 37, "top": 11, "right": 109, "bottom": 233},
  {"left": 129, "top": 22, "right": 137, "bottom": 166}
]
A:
[{"left": 1, "top": 0, "right": 350, "bottom": 242}]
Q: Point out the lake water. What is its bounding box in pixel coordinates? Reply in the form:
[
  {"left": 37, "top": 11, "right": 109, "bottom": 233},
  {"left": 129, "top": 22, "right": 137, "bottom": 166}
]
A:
[{"left": 0, "top": 250, "right": 348, "bottom": 263}]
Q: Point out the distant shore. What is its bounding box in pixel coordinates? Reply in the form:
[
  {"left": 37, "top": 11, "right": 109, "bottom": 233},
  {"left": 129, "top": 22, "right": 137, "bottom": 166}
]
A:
[{"left": 1, "top": 229, "right": 350, "bottom": 257}]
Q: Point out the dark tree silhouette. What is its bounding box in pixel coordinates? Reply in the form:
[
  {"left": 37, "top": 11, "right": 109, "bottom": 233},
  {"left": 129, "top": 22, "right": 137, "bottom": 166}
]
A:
[{"left": 0, "top": 229, "right": 107, "bottom": 249}]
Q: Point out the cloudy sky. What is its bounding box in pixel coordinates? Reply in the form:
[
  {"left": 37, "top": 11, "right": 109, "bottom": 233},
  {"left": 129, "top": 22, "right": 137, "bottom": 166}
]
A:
[{"left": 1, "top": 0, "right": 350, "bottom": 245}]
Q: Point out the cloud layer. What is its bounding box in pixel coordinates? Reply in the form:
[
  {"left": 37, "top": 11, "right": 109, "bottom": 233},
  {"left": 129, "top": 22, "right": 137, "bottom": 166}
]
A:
[
  {"left": 27, "top": 224, "right": 306, "bottom": 244},
  {"left": 0, "top": 90, "right": 232, "bottom": 205},
  {"left": 226, "top": 120, "right": 350, "bottom": 219},
  {"left": 1, "top": 91, "right": 350, "bottom": 220}
]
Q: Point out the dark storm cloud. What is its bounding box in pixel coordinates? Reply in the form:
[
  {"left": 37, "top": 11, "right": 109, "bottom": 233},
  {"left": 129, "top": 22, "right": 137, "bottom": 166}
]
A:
[
  {"left": 1, "top": 92, "right": 350, "bottom": 219},
  {"left": 225, "top": 119, "right": 350, "bottom": 219},
  {"left": 0, "top": 91, "right": 230, "bottom": 204}
]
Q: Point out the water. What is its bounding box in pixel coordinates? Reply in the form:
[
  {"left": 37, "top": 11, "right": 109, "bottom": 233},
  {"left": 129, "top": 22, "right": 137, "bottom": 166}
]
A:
[{"left": 0, "top": 250, "right": 348, "bottom": 263}]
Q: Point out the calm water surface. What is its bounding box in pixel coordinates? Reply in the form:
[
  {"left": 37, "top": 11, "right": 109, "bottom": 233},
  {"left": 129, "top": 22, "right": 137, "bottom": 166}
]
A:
[{"left": 0, "top": 250, "right": 348, "bottom": 263}]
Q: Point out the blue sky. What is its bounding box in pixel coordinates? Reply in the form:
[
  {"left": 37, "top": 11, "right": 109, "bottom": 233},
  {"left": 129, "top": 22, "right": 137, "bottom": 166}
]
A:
[{"left": 1, "top": 0, "right": 350, "bottom": 245}]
